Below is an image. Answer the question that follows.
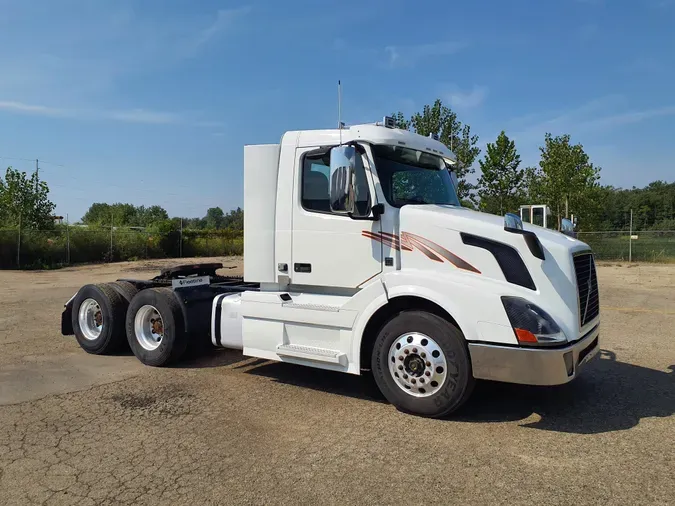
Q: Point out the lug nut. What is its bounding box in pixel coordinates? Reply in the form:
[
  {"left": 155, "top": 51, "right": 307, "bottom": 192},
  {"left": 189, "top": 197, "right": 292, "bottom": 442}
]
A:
[
  {"left": 412, "top": 348, "right": 418, "bottom": 353},
  {"left": 421, "top": 352, "right": 426, "bottom": 358},
  {"left": 404, "top": 349, "right": 410, "bottom": 355},
  {"left": 398, "top": 365, "right": 403, "bottom": 370},
  {"left": 398, "top": 355, "right": 404, "bottom": 361},
  {"left": 402, "top": 374, "right": 408, "bottom": 379},
  {"left": 419, "top": 378, "right": 425, "bottom": 384},
  {"left": 426, "top": 361, "right": 431, "bottom": 367},
  {"left": 411, "top": 379, "right": 416, "bottom": 384},
  {"left": 425, "top": 371, "right": 431, "bottom": 377}
]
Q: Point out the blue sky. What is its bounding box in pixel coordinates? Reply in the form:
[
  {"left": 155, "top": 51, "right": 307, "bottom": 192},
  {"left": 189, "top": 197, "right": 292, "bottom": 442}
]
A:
[{"left": 1, "top": 0, "right": 673, "bottom": 221}]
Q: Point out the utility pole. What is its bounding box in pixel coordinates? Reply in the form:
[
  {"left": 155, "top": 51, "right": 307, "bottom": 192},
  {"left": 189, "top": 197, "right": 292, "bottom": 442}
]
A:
[
  {"left": 179, "top": 218, "right": 183, "bottom": 258},
  {"left": 629, "top": 209, "right": 633, "bottom": 263},
  {"left": 17, "top": 211, "right": 21, "bottom": 269},
  {"left": 110, "top": 213, "right": 114, "bottom": 262},
  {"left": 35, "top": 159, "right": 39, "bottom": 191},
  {"left": 66, "top": 214, "right": 70, "bottom": 264}
]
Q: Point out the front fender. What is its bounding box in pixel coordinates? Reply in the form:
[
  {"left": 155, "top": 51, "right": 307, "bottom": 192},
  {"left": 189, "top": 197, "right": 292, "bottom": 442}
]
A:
[{"left": 382, "top": 269, "right": 518, "bottom": 346}]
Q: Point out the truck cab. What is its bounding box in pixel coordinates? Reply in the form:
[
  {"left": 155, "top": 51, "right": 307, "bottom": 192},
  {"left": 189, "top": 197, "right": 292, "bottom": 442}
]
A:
[
  {"left": 237, "top": 120, "right": 600, "bottom": 415},
  {"left": 62, "top": 119, "right": 600, "bottom": 418}
]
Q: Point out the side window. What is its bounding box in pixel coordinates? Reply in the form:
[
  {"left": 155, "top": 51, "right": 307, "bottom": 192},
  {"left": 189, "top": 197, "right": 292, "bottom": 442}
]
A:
[
  {"left": 301, "top": 149, "right": 371, "bottom": 216},
  {"left": 302, "top": 152, "right": 331, "bottom": 213},
  {"left": 532, "top": 207, "right": 544, "bottom": 227}
]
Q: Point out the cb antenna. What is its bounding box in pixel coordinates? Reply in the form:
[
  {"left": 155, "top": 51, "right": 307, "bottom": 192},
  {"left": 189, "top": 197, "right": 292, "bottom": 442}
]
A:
[{"left": 338, "top": 80, "right": 343, "bottom": 145}]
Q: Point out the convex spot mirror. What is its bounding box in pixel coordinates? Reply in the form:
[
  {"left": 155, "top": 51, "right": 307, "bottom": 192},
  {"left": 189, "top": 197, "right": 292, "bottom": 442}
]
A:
[{"left": 329, "top": 145, "right": 356, "bottom": 215}]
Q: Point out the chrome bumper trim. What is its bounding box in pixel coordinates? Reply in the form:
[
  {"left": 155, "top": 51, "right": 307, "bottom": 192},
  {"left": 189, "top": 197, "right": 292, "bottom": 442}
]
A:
[{"left": 468, "top": 324, "right": 600, "bottom": 386}]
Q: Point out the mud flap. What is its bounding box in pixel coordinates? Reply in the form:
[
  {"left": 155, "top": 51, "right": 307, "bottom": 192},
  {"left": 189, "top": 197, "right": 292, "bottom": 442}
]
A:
[{"left": 61, "top": 293, "right": 77, "bottom": 335}]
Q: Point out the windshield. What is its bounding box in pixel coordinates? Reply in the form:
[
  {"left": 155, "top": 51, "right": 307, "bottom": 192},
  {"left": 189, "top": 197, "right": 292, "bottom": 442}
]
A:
[{"left": 371, "top": 144, "right": 461, "bottom": 207}]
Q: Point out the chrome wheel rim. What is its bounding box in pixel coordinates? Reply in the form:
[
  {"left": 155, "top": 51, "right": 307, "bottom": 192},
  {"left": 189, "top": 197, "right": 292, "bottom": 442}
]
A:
[
  {"left": 388, "top": 332, "right": 447, "bottom": 397},
  {"left": 78, "top": 298, "right": 103, "bottom": 341},
  {"left": 134, "top": 305, "right": 164, "bottom": 351}
]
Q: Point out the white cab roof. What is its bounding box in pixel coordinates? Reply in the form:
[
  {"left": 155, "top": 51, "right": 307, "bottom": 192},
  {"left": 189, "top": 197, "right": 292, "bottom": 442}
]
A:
[{"left": 285, "top": 124, "right": 457, "bottom": 163}]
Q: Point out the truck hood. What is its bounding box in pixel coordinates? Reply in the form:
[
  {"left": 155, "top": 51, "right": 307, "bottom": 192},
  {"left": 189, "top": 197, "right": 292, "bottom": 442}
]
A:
[
  {"left": 400, "top": 205, "right": 590, "bottom": 254},
  {"left": 396, "top": 204, "right": 592, "bottom": 342}
]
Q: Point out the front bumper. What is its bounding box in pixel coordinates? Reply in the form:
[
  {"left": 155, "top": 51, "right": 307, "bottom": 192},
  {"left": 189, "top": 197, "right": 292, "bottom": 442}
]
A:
[{"left": 468, "top": 324, "right": 600, "bottom": 386}]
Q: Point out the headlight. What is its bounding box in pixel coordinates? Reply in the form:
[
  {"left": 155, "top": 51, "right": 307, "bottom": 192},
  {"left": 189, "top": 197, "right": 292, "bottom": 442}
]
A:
[{"left": 501, "top": 296, "right": 567, "bottom": 346}]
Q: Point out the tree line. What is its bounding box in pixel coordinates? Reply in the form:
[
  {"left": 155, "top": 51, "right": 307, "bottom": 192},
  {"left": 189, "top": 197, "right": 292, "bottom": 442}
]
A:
[
  {"left": 2, "top": 97, "right": 674, "bottom": 234},
  {"left": 79, "top": 203, "right": 243, "bottom": 232}
]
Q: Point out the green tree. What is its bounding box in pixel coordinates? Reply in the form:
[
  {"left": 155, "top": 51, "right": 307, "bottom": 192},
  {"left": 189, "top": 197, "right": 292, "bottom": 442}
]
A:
[
  {"left": 81, "top": 203, "right": 112, "bottom": 225},
  {"left": 477, "top": 131, "right": 525, "bottom": 215},
  {"left": 222, "top": 207, "right": 243, "bottom": 230},
  {"left": 205, "top": 207, "right": 225, "bottom": 229},
  {"left": 528, "top": 133, "right": 601, "bottom": 230},
  {"left": 137, "top": 205, "right": 169, "bottom": 226},
  {"left": 81, "top": 203, "right": 169, "bottom": 227},
  {"left": 0, "top": 167, "right": 56, "bottom": 228},
  {"left": 392, "top": 99, "right": 481, "bottom": 201}
]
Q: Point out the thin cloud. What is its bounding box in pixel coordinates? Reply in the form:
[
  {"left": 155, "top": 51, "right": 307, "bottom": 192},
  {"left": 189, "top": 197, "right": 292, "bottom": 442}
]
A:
[
  {"left": 190, "top": 7, "right": 251, "bottom": 53},
  {"left": 384, "top": 41, "right": 467, "bottom": 68},
  {"left": 508, "top": 96, "right": 675, "bottom": 145},
  {"left": 446, "top": 85, "right": 488, "bottom": 109},
  {"left": 0, "top": 99, "right": 219, "bottom": 126},
  {"left": 580, "top": 106, "right": 675, "bottom": 130},
  {"left": 0, "top": 101, "right": 67, "bottom": 117},
  {"left": 508, "top": 95, "right": 626, "bottom": 141},
  {"left": 108, "top": 109, "right": 180, "bottom": 124}
]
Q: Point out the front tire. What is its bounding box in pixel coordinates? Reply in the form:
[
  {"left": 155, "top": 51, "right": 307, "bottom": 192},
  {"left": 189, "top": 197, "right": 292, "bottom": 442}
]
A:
[
  {"left": 126, "top": 288, "right": 187, "bottom": 367},
  {"left": 371, "top": 310, "right": 475, "bottom": 418},
  {"left": 71, "top": 283, "right": 127, "bottom": 354}
]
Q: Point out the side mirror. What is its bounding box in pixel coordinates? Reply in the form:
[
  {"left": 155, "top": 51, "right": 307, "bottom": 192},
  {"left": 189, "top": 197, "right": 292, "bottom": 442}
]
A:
[
  {"left": 329, "top": 145, "right": 357, "bottom": 214},
  {"left": 561, "top": 218, "right": 576, "bottom": 237},
  {"left": 504, "top": 212, "right": 523, "bottom": 231}
]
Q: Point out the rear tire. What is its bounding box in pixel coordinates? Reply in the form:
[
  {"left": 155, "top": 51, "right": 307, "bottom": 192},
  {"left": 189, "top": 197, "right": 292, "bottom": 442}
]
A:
[
  {"left": 110, "top": 281, "right": 140, "bottom": 303},
  {"left": 71, "top": 283, "right": 127, "bottom": 354},
  {"left": 371, "top": 310, "right": 475, "bottom": 418},
  {"left": 126, "top": 288, "right": 187, "bottom": 367}
]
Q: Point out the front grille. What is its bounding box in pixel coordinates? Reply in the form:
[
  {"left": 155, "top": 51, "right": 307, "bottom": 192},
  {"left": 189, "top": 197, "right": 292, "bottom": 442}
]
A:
[{"left": 573, "top": 252, "right": 600, "bottom": 327}]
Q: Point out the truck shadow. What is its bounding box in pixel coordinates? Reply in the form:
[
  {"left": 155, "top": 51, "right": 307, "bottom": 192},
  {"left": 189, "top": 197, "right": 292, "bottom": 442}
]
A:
[
  {"left": 455, "top": 350, "right": 674, "bottom": 434},
  {"left": 241, "top": 349, "right": 674, "bottom": 434},
  {"left": 245, "top": 361, "right": 388, "bottom": 403}
]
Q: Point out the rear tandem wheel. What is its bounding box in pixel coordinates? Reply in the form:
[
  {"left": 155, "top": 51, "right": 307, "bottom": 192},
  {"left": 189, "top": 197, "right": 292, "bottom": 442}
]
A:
[
  {"left": 125, "top": 288, "right": 188, "bottom": 367},
  {"left": 71, "top": 283, "right": 129, "bottom": 354}
]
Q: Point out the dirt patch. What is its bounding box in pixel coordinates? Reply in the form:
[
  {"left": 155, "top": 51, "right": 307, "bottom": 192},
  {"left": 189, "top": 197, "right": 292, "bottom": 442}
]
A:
[{"left": 0, "top": 258, "right": 672, "bottom": 505}]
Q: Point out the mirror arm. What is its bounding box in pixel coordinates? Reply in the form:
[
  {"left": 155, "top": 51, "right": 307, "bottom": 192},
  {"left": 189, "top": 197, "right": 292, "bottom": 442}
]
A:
[{"left": 348, "top": 203, "right": 384, "bottom": 222}]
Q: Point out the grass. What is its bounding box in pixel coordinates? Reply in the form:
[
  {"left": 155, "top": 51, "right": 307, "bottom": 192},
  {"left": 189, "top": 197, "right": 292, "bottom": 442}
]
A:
[
  {"left": 578, "top": 233, "right": 675, "bottom": 263},
  {"left": 0, "top": 228, "right": 244, "bottom": 269}
]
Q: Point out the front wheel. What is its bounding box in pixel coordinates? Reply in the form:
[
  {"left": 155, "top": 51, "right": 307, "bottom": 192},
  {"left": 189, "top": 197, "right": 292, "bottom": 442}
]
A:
[
  {"left": 371, "top": 310, "right": 475, "bottom": 418},
  {"left": 126, "top": 288, "right": 187, "bottom": 367}
]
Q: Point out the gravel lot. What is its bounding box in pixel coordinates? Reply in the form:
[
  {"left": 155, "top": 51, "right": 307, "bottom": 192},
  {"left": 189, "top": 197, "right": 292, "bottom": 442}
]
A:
[{"left": 0, "top": 258, "right": 673, "bottom": 505}]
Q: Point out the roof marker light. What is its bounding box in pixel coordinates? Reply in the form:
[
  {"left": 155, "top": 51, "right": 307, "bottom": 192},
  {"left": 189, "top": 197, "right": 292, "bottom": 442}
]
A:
[{"left": 383, "top": 116, "right": 396, "bottom": 128}]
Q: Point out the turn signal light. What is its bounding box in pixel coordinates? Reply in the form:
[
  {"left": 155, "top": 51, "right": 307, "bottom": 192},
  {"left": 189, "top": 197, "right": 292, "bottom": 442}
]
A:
[{"left": 515, "top": 328, "right": 538, "bottom": 344}]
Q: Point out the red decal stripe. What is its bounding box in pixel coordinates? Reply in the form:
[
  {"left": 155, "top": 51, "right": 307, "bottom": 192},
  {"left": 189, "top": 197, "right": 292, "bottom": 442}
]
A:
[{"left": 362, "top": 230, "right": 481, "bottom": 273}]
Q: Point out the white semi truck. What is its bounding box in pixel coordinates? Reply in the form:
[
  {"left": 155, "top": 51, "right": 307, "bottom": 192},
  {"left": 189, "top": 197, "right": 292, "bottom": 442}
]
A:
[{"left": 61, "top": 118, "right": 600, "bottom": 417}]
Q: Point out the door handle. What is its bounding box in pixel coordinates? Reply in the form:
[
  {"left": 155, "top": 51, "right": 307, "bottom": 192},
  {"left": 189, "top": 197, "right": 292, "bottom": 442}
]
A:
[{"left": 294, "top": 263, "right": 311, "bottom": 273}]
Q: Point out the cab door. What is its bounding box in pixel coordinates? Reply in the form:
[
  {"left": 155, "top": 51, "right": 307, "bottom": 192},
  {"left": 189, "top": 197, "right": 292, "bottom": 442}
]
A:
[{"left": 290, "top": 146, "right": 382, "bottom": 289}]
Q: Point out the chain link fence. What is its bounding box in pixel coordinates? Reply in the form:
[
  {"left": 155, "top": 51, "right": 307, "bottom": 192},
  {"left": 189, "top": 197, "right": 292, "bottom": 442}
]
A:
[
  {"left": 3, "top": 227, "right": 674, "bottom": 269},
  {"left": 0, "top": 227, "right": 243, "bottom": 269},
  {"left": 577, "top": 230, "right": 675, "bottom": 262}
]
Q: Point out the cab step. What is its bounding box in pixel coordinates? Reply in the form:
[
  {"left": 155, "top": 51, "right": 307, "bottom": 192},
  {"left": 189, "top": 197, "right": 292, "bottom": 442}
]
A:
[{"left": 276, "top": 344, "right": 346, "bottom": 365}]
